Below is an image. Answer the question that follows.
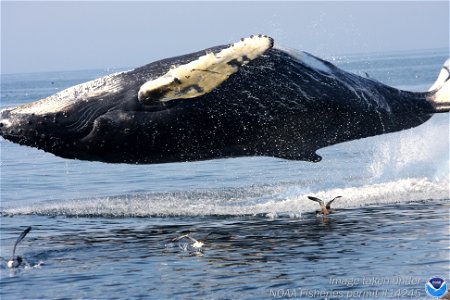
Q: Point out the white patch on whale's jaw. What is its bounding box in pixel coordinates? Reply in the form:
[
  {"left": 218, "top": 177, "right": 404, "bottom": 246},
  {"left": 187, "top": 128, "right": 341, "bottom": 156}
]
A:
[
  {"left": 138, "top": 35, "right": 274, "bottom": 104},
  {"left": 0, "top": 108, "right": 12, "bottom": 128}
]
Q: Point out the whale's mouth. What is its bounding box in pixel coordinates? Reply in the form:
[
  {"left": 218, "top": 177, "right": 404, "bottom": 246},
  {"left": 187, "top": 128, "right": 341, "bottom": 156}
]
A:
[
  {"left": 0, "top": 108, "right": 12, "bottom": 127},
  {"left": 0, "top": 106, "right": 93, "bottom": 154},
  {"left": 0, "top": 108, "right": 25, "bottom": 142}
]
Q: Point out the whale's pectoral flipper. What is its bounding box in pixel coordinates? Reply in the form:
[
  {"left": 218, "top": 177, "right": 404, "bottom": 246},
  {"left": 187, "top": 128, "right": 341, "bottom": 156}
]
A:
[{"left": 138, "top": 35, "right": 274, "bottom": 104}]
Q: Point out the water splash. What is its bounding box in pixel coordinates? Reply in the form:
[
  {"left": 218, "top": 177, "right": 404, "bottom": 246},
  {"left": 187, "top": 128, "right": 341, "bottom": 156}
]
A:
[
  {"left": 2, "top": 177, "right": 447, "bottom": 217},
  {"left": 368, "top": 114, "right": 449, "bottom": 182}
]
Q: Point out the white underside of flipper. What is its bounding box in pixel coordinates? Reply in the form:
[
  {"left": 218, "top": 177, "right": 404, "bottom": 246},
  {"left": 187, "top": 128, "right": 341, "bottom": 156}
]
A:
[{"left": 138, "top": 35, "right": 274, "bottom": 104}]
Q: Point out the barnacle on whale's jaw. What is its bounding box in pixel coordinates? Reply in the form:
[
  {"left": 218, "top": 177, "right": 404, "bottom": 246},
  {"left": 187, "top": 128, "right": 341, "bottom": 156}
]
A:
[{"left": 0, "top": 108, "right": 40, "bottom": 145}]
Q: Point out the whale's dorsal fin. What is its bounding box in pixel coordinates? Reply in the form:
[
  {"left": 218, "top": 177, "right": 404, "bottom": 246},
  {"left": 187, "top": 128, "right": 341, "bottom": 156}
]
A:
[{"left": 138, "top": 35, "right": 274, "bottom": 104}]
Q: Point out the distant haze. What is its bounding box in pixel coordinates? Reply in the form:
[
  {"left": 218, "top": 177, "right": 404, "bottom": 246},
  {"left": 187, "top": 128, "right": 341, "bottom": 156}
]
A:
[{"left": 1, "top": 1, "right": 449, "bottom": 74}]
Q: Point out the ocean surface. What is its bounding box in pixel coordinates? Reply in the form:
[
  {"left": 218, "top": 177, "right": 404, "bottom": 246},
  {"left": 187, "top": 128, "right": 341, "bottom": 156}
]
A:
[{"left": 0, "top": 49, "right": 449, "bottom": 299}]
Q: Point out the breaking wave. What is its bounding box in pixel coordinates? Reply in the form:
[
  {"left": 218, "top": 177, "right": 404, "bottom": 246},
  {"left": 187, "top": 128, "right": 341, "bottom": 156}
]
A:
[{"left": 2, "top": 176, "right": 447, "bottom": 217}]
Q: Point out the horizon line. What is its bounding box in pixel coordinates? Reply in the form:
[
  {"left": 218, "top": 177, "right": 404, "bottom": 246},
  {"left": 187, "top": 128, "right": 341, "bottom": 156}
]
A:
[{"left": 2, "top": 46, "right": 448, "bottom": 76}]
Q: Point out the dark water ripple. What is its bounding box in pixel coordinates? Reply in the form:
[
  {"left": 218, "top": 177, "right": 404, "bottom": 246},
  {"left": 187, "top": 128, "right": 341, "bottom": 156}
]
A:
[{"left": 0, "top": 199, "right": 448, "bottom": 299}]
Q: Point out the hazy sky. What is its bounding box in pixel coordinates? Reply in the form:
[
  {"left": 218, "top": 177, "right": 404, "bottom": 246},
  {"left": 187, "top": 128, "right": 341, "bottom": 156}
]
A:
[{"left": 1, "top": 1, "right": 449, "bottom": 74}]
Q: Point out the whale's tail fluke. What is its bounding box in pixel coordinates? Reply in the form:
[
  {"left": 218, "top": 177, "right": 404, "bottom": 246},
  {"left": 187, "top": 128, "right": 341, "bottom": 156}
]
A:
[{"left": 427, "top": 59, "right": 450, "bottom": 113}]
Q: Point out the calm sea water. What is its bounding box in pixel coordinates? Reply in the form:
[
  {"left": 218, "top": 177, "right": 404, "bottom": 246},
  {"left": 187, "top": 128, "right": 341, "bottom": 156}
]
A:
[{"left": 0, "top": 49, "right": 449, "bottom": 299}]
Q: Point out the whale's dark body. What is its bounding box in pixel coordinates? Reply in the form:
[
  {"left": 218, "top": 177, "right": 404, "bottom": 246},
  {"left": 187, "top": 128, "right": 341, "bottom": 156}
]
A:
[{"left": 0, "top": 39, "right": 448, "bottom": 164}]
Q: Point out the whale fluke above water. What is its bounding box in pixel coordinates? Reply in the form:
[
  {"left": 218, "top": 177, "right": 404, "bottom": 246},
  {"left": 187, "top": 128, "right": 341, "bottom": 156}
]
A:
[{"left": 0, "top": 36, "right": 449, "bottom": 164}]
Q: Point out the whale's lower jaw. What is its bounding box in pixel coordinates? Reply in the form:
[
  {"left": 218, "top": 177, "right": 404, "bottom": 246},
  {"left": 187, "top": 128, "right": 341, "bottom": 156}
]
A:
[{"left": 0, "top": 107, "right": 89, "bottom": 159}]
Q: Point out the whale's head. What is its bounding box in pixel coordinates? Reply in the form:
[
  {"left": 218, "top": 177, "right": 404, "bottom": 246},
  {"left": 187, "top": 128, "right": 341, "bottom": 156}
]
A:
[
  {"left": 0, "top": 35, "right": 275, "bottom": 163},
  {"left": 0, "top": 71, "right": 140, "bottom": 161}
]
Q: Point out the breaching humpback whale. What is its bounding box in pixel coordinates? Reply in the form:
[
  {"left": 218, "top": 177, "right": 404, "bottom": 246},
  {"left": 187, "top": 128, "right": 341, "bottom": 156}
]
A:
[{"left": 0, "top": 35, "right": 449, "bottom": 164}]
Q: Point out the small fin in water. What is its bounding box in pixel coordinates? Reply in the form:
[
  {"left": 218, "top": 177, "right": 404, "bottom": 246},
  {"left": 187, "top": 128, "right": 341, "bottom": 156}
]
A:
[{"left": 138, "top": 35, "right": 274, "bottom": 104}]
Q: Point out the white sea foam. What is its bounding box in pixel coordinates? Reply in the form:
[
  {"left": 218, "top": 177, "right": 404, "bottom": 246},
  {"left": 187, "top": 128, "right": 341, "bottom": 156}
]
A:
[
  {"left": 2, "top": 176, "right": 447, "bottom": 217},
  {"left": 367, "top": 114, "right": 449, "bottom": 182}
]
